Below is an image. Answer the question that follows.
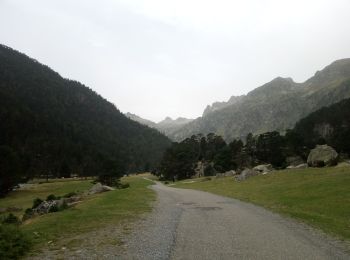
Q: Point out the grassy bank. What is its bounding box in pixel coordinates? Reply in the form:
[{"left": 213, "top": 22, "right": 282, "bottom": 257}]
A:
[
  {"left": 0, "top": 176, "right": 155, "bottom": 254},
  {"left": 173, "top": 166, "right": 350, "bottom": 240}
]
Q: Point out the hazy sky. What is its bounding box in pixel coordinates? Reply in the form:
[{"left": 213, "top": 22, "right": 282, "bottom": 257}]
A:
[{"left": 1, "top": 0, "right": 350, "bottom": 122}]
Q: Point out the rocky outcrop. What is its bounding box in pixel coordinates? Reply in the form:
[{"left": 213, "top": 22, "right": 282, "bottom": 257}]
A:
[
  {"left": 194, "top": 161, "right": 205, "bottom": 178},
  {"left": 194, "top": 161, "right": 217, "bottom": 178},
  {"left": 286, "top": 156, "right": 304, "bottom": 167},
  {"left": 235, "top": 168, "right": 260, "bottom": 181},
  {"left": 307, "top": 145, "right": 339, "bottom": 167},
  {"left": 216, "top": 170, "right": 236, "bottom": 178},
  {"left": 88, "top": 183, "right": 115, "bottom": 195},
  {"left": 203, "top": 96, "right": 244, "bottom": 116},
  {"left": 33, "top": 200, "right": 61, "bottom": 214},
  {"left": 253, "top": 164, "right": 273, "bottom": 174},
  {"left": 169, "top": 59, "right": 350, "bottom": 142}
]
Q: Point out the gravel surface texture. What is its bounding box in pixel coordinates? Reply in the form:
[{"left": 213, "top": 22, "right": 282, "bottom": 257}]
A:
[
  {"left": 28, "top": 181, "right": 350, "bottom": 259},
  {"left": 121, "top": 182, "right": 350, "bottom": 260}
]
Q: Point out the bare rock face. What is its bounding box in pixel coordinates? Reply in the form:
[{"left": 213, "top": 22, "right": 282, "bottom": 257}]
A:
[
  {"left": 88, "top": 183, "right": 115, "bottom": 195},
  {"left": 194, "top": 161, "right": 205, "bottom": 178},
  {"left": 307, "top": 145, "right": 339, "bottom": 167},
  {"left": 253, "top": 164, "right": 273, "bottom": 174},
  {"left": 235, "top": 168, "right": 260, "bottom": 181}
]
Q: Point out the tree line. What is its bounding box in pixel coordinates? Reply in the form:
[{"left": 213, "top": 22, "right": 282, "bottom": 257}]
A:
[{"left": 157, "top": 98, "right": 350, "bottom": 180}]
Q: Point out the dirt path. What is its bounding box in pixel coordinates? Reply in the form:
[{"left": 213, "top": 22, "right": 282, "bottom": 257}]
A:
[
  {"left": 120, "top": 182, "right": 349, "bottom": 260},
  {"left": 29, "top": 182, "right": 350, "bottom": 259}
]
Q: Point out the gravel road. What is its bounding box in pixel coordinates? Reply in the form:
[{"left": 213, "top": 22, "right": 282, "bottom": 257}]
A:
[{"left": 120, "top": 181, "right": 350, "bottom": 260}]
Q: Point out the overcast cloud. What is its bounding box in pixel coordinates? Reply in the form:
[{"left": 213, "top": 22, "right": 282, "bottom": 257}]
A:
[{"left": 1, "top": 0, "right": 350, "bottom": 121}]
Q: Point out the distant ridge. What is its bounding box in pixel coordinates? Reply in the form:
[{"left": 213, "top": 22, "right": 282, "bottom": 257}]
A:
[
  {"left": 170, "top": 58, "right": 350, "bottom": 141},
  {"left": 125, "top": 113, "right": 194, "bottom": 138}
]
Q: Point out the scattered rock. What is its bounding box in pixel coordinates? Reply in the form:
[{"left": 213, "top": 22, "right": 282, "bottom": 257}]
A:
[
  {"left": 63, "top": 196, "right": 82, "bottom": 205},
  {"left": 286, "top": 156, "right": 304, "bottom": 167},
  {"left": 235, "top": 168, "right": 260, "bottom": 181},
  {"left": 307, "top": 145, "right": 339, "bottom": 167},
  {"left": 253, "top": 164, "right": 273, "bottom": 174},
  {"left": 33, "top": 200, "right": 60, "bottom": 215},
  {"left": 88, "top": 183, "right": 115, "bottom": 195},
  {"left": 216, "top": 170, "right": 236, "bottom": 178},
  {"left": 287, "top": 163, "right": 308, "bottom": 169},
  {"left": 336, "top": 161, "right": 350, "bottom": 168}
]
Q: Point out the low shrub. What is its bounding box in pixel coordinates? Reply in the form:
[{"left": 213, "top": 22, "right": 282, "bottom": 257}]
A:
[
  {"left": 32, "top": 198, "right": 43, "bottom": 209},
  {"left": 0, "top": 224, "right": 31, "bottom": 259},
  {"left": 22, "top": 208, "right": 34, "bottom": 221},
  {"left": 46, "top": 194, "right": 58, "bottom": 201},
  {"left": 2, "top": 213, "right": 20, "bottom": 225},
  {"left": 48, "top": 204, "right": 59, "bottom": 213},
  {"left": 63, "top": 192, "right": 77, "bottom": 198}
]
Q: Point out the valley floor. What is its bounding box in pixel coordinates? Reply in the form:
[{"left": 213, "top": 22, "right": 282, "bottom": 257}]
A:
[
  {"left": 3, "top": 168, "right": 350, "bottom": 259},
  {"left": 0, "top": 176, "right": 155, "bottom": 259},
  {"left": 117, "top": 181, "right": 350, "bottom": 259}
]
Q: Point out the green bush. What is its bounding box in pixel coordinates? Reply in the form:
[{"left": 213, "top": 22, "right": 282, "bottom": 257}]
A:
[
  {"left": 2, "top": 213, "right": 20, "bottom": 225},
  {"left": 46, "top": 194, "right": 56, "bottom": 200},
  {"left": 22, "top": 208, "right": 34, "bottom": 221},
  {"left": 46, "top": 194, "right": 58, "bottom": 201},
  {"left": 32, "top": 198, "right": 43, "bottom": 209},
  {"left": 0, "top": 224, "right": 31, "bottom": 259},
  {"left": 48, "top": 204, "right": 59, "bottom": 213}
]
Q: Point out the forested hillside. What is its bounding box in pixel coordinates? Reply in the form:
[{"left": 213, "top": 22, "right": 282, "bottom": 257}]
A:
[
  {"left": 170, "top": 59, "right": 350, "bottom": 141},
  {"left": 293, "top": 97, "right": 350, "bottom": 154},
  {"left": 0, "top": 44, "right": 171, "bottom": 194},
  {"left": 158, "top": 98, "right": 350, "bottom": 180}
]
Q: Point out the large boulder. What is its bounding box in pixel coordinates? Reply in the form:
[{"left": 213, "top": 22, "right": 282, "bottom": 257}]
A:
[
  {"left": 88, "top": 183, "right": 115, "bottom": 195},
  {"left": 253, "top": 164, "right": 273, "bottom": 174},
  {"left": 307, "top": 145, "right": 338, "bottom": 167},
  {"left": 235, "top": 168, "right": 260, "bottom": 181}
]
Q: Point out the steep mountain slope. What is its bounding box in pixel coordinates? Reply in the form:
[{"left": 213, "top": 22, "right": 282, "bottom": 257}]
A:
[
  {"left": 0, "top": 44, "right": 171, "bottom": 182},
  {"left": 125, "top": 112, "right": 157, "bottom": 128},
  {"left": 203, "top": 95, "right": 244, "bottom": 116},
  {"left": 171, "top": 59, "right": 350, "bottom": 141}
]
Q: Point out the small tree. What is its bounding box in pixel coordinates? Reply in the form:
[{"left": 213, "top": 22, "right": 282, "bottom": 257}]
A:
[{"left": 98, "top": 158, "right": 125, "bottom": 186}]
